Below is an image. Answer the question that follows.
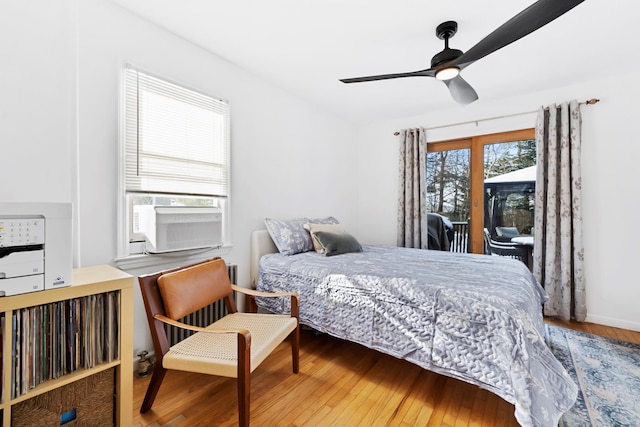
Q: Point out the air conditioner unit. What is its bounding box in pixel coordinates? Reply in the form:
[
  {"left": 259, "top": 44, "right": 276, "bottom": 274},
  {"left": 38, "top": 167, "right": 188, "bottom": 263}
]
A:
[{"left": 134, "top": 206, "right": 222, "bottom": 253}]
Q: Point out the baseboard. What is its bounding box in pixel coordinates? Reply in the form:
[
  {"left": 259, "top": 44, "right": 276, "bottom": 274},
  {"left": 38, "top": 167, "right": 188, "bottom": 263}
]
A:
[{"left": 586, "top": 313, "right": 640, "bottom": 332}]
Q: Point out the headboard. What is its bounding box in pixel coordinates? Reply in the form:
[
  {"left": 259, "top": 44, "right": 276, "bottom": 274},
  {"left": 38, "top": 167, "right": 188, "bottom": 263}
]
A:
[{"left": 249, "top": 230, "right": 278, "bottom": 288}]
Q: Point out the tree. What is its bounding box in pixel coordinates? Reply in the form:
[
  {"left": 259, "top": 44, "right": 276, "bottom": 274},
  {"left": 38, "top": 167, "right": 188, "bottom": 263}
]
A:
[
  {"left": 484, "top": 139, "right": 536, "bottom": 179},
  {"left": 426, "top": 149, "right": 470, "bottom": 222}
]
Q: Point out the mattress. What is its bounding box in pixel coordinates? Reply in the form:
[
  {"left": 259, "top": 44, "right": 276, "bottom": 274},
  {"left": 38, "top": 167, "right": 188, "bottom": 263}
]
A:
[{"left": 256, "top": 245, "right": 577, "bottom": 427}]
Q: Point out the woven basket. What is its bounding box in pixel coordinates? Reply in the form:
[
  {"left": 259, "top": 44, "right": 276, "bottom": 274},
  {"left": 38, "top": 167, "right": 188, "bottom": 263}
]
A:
[{"left": 12, "top": 368, "right": 115, "bottom": 427}]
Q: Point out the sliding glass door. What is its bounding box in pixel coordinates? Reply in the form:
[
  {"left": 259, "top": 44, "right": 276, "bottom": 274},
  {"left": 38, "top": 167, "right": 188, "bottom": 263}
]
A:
[{"left": 426, "top": 129, "right": 535, "bottom": 254}]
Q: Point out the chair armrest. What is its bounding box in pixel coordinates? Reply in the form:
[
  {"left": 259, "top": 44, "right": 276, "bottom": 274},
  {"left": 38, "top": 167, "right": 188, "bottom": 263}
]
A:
[
  {"left": 153, "top": 314, "right": 249, "bottom": 336},
  {"left": 231, "top": 284, "right": 296, "bottom": 298},
  {"left": 231, "top": 285, "right": 299, "bottom": 319}
]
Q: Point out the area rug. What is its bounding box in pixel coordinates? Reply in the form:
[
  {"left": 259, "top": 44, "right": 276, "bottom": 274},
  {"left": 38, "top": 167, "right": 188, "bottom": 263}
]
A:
[{"left": 546, "top": 325, "right": 640, "bottom": 426}]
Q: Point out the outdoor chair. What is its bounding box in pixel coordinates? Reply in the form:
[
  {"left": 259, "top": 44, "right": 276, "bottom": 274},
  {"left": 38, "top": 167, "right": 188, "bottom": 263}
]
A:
[
  {"left": 483, "top": 228, "right": 529, "bottom": 267},
  {"left": 138, "top": 257, "right": 300, "bottom": 427},
  {"left": 495, "top": 226, "right": 520, "bottom": 240}
]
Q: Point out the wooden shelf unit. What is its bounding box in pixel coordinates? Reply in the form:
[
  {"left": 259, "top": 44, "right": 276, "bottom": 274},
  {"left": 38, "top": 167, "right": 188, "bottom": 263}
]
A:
[{"left": 0, "top": 265, "right": 133, "bottom": 426}]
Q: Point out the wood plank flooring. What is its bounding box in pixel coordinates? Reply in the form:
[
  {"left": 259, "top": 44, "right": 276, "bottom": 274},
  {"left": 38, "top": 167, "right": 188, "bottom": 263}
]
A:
[{"left": 133, "top": 319, "right": 640, "bottom": 426}]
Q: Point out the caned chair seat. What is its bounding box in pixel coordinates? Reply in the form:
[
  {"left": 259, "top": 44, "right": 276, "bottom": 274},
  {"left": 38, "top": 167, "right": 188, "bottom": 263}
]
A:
[{"left": 164, "top": 313, "right": 298, "bottom": 377}]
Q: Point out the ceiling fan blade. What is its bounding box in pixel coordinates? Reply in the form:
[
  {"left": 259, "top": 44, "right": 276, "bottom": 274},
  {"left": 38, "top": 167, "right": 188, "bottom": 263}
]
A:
[
  {"left": 340, "top": 68, "right": 435, "bottom": 83},
  {"left": 444, "top": 76, "right": 479, "bottom": 105},
  {"left": 454, "top": 0, "right": 585, "bottom": 69}
]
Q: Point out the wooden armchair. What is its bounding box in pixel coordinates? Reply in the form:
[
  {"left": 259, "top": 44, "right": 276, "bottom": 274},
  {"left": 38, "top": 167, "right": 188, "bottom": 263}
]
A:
[{"left": 138, "top": 258, "right": 299, "bottom": 426}]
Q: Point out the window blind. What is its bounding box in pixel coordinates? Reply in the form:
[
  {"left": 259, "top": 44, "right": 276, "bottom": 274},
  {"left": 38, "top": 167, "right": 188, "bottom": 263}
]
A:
[{"left": 124, "top": 66, "right": 229, "bottom": 197}]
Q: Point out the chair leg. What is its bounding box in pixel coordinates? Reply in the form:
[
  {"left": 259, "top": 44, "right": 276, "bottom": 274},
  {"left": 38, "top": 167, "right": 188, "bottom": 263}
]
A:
[
  {"left": 291, "top": 328, "right": 300, "bottom": 374},
  {"left": 141, "top": 365, "right": 168, "bottom": 413},
  {"left": 238, "top": 333, "right": 251, "bottom": 427},
  {"left": 238, "top": 373, "right": 250, "bottom": 427}
]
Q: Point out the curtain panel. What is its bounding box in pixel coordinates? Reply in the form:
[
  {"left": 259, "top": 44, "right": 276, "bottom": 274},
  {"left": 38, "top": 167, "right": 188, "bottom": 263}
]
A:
[
  {"left": 397, "top": 128, "right": 428, "bottom": 249},
  {"left": 534, "top": 100, "right": 586, "bottom": 321}
]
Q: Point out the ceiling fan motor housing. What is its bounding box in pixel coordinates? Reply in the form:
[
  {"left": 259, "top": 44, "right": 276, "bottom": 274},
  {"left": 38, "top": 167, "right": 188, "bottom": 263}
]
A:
[{"left": 431, "top": 48, "right": 463, "bottom": 68}]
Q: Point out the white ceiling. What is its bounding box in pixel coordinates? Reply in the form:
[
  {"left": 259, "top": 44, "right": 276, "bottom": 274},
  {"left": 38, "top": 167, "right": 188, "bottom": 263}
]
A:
[{"left": 109, "top": 0, "right": 638, "bottom": 124}]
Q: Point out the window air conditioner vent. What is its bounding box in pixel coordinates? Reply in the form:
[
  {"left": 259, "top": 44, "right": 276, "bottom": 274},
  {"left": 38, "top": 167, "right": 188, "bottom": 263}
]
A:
[{"left": 133, "top": 206, "right": 222, "bottom": 253}]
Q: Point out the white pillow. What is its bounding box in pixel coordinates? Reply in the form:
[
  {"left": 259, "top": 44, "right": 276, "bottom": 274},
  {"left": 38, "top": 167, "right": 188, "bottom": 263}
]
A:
[{"left": 304, "top": 223, "right": 345, "bottom": 253}]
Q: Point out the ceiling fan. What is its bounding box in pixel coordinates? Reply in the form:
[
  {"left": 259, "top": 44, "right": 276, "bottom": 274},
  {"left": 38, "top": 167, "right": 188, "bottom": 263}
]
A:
[{"left": 340, "top": 0, "right": 585, "bottom": 105}]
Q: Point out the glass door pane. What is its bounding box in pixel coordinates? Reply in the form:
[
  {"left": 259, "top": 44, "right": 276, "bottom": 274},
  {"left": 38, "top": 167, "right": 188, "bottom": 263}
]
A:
[
  {"left": 426, "top": 148, "right": 470, "bottom": 252},
  {"left": 483, "top": 139, "right": 536, "bottom": 242}
]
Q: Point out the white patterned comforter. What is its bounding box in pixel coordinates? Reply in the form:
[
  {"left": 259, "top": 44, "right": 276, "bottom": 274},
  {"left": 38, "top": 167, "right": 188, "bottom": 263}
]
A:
[{"left": 256, "top": 245, "right": 577, "bottom": 427}]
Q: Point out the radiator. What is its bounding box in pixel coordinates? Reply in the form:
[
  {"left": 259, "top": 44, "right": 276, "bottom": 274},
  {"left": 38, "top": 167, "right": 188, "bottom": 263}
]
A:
[{"left": 165, "top": 263, "right": 237, "bottom": 346}]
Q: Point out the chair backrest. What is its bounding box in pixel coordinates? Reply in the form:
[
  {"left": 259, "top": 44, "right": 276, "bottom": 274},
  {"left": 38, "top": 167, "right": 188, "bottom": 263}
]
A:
[
  {"left": 426, "top": 213, "right": 450, "bottom": 251},
  {"left": 158, "top": 258, "right": 233, "bottom": 320},
  {"left": 495, "top": 226, "right": 520, "bottom": 239},
  {"left": 138, "top": 258, "right": 237, "bottom": 360}
]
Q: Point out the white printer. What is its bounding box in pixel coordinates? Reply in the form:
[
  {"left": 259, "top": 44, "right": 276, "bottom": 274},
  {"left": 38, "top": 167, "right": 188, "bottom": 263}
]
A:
[{"left": 0, "top": 202, "right": 72, "bottom": 296}]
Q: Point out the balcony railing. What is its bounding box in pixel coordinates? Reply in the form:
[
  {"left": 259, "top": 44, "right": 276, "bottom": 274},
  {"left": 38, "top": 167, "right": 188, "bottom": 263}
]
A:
[{"left": 450, "top": 221, "right": 469, "bottom": 253}]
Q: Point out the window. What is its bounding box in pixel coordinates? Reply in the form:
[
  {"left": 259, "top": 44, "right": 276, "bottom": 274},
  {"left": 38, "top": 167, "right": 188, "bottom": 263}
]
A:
[
  {"left": 119, "top": 66, "right": 230, "bottom": 258},
  {"left": 426, "top": 129, "right": 535, "bottom": 254}
]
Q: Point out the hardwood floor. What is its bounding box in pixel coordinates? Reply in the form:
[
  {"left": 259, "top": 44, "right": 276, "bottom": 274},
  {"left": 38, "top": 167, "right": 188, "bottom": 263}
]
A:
[{"left": 133, "top": 320, "right": 640, "bottom": 427}]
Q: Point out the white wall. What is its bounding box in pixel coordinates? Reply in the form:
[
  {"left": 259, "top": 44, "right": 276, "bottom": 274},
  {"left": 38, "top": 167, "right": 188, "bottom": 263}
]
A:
[
  {"left": 0, "top": 1, "right": 76, "bottom": 203},
  {"left": 3, "top": 0, "right": 359, "bottom": 356},
  {"left": 356, "top": 71, "right": 640, "bottom": 331},
  {"left": 77, "top": 0, "right": 359, "bottom": 354}
]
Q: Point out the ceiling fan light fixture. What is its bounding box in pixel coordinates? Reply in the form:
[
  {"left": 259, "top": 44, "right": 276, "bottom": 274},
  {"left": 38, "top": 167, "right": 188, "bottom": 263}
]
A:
[{"left": 435, "top": 66, "right": 460, "bottom": 81}]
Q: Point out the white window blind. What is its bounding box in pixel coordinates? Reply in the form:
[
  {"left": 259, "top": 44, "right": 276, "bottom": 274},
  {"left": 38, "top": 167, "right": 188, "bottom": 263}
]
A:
[{"left": 124, "top": 66, "right": 229, "bottom": 197}]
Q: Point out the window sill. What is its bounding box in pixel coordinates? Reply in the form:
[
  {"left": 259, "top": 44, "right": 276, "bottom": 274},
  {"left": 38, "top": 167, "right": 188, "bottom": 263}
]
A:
[{"left": 114, "top": 244, "right": 232, "bottom": 272}]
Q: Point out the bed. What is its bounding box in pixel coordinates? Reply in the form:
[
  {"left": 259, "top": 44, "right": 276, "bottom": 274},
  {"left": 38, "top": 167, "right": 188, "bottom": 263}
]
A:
[{"left": 250, "top": 229, "right": 577, "bottom": 427}]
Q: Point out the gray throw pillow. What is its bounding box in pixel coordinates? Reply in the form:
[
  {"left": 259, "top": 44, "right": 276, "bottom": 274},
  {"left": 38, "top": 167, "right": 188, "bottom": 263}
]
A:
[{"left": 313, "top": 231, "right": 362, "bottom": 256}]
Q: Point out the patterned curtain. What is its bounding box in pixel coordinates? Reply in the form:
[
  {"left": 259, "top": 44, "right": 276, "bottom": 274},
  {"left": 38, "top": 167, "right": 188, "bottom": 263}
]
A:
[
  {"left": 533, "top": 100, "right": 586, "bottom": 321},
  {"left": 397, "top": 128, "right": 428, "bottom": 249}
]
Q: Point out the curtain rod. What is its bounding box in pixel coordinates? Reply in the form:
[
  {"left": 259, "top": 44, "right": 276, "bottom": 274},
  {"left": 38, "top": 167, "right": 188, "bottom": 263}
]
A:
[{"left": 393, "top": 98, "right": 600, "bottom": 136}]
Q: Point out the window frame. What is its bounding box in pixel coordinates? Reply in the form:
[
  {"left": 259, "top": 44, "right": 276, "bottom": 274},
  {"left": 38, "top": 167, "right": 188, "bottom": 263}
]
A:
[{"left": 115, "top": 65, "right": 232, "bottom": 267}]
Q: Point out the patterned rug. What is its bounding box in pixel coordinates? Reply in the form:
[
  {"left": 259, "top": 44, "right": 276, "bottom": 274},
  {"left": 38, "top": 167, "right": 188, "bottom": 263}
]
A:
[{"left": 546, "top": 325, "right": 640, "bottom": 426}]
